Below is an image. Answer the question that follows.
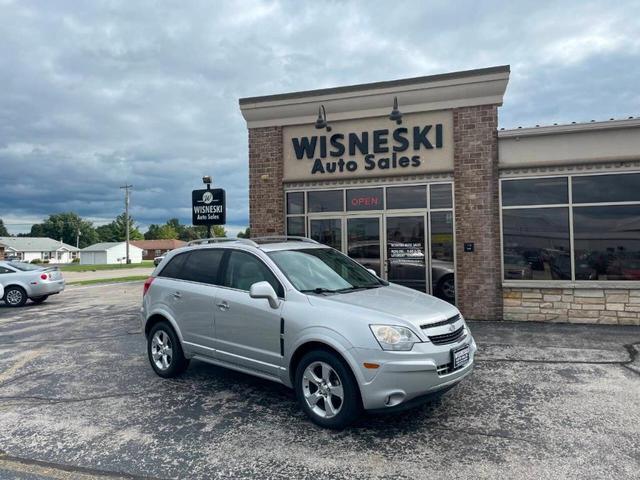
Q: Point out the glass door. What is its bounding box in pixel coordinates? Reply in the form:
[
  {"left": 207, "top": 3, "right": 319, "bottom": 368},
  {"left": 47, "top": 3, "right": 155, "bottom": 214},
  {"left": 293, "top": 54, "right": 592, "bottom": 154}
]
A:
[
  {"left": 309, "top": 218, "right": 342, "bottom": 251},
  {"left": 430, "top": 211, "right": 455, "bottom": 303},
  {"left": 346, "top": 216, "right": 382, "bottom": 276},
  {"left": 385, "top": 214, "right": 427, "bottom": 292}
]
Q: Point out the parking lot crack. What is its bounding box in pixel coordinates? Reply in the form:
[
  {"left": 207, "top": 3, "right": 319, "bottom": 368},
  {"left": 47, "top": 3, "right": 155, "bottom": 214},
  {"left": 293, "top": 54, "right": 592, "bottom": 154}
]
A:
[{"left": 0, "top": 389, "right": 157, "bottom": 406}]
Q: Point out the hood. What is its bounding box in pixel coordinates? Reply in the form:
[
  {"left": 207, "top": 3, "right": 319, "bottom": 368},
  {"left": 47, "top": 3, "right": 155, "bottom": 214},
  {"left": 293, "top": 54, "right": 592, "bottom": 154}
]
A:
[{"left": 306, "top": 283, "right": 460, "bottom": 330}]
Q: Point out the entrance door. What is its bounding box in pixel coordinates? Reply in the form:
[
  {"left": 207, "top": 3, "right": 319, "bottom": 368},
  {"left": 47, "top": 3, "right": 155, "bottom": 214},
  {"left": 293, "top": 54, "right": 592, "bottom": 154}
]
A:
[
  {"left": 347, "top": 216, "right": 382, "bottom": 276},
  {"left": 309, "top": 218, "right": 342, "bottom": 251},
  {"left": 385, "top": 215, "right": 427, "bottom": 292}
]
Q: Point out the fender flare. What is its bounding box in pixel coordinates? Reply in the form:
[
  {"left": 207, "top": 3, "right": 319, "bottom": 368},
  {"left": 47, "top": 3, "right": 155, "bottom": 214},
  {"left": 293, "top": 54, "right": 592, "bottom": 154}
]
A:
[{"left": 144, "top": 307, "right": 185, "bottom": 344}]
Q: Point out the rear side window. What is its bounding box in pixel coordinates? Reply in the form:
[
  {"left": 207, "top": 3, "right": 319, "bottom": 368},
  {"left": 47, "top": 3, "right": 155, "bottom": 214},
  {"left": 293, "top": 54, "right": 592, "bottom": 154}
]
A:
[
  {"left": 159, "top": 253, "right": 188, "bottom": 279},
  {"left": 223, "top": 251, "right": 284, "bottom": 297},
  {"left": 0, "top": 266, "right": 14, "bottom": 274},
  {"left": 181, "top": 249, "right": 225, "bottom": 285}
]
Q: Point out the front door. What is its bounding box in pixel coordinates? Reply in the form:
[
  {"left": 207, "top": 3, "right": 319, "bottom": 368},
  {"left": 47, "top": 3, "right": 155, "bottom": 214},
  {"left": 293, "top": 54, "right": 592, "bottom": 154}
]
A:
[
  {"left": 346, "top": 216, "right": 382, "bottom": 276},
  {"left": 385, "top": 214, "right": 428, "bottom": 292},
  {"left": 213, "top": 250, "right": 284, "bottom": 378}
]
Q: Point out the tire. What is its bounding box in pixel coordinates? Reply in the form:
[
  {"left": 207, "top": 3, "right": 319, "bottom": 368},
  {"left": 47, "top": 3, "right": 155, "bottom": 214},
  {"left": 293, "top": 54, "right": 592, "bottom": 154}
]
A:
[
  {"left": 4, "top": 286, "right": 27, "bottom": 307},
  {"left": 147, "top": 321, "right": 190, "bottom": 378},
  {"left": 437, "top": 274, "right": 456, "bottom": 303},
  {"left": 294, "top": 349, "right": 362, "bottom": 429},
  {"left": 31, "top": 295, "right": 49, "bottom": 304}
]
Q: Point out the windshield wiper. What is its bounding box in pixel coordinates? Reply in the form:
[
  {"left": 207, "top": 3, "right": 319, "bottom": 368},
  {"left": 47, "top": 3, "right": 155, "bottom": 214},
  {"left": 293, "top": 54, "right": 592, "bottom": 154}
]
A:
[{"left": 300, "top": 287, "right": 340, "bottom": 295}]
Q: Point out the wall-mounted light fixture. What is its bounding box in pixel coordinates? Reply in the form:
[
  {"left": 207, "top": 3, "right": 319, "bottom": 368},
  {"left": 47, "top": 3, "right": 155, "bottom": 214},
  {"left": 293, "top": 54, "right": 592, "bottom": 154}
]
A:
[
  {"left": 314, "top": 105, "right": 332, "bottom": 132},
  {"left": 389, "top": 96, "right": 403, "bottom": 125}
]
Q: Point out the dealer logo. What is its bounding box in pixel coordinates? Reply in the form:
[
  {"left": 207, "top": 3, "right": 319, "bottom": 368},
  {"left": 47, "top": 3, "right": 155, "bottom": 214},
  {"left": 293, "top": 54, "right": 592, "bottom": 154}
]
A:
[{"left": 201, "top": 191, "right": 213, "bottom": 204}]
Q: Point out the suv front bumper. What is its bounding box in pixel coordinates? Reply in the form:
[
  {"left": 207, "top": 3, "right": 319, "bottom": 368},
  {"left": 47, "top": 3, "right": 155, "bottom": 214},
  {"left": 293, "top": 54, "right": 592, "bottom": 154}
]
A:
[{"left": 351, "top": 335, "right": 477, "bottom": 411}]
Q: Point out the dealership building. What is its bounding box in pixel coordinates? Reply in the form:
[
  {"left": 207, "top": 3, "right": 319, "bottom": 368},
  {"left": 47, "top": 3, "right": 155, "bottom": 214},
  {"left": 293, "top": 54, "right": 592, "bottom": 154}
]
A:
[{"left": 239, "top": 65, "right": 640, "bottom": 325}]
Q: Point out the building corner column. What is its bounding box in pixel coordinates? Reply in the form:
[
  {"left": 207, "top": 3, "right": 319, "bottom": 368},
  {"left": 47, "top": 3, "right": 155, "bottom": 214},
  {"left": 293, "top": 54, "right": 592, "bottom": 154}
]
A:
[{"left": 453, "top": 105, "right": 503, "bottom": 320}]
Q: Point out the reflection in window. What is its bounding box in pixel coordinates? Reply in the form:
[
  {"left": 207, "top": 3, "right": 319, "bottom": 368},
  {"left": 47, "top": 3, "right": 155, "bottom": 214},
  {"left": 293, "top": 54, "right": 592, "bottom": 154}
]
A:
[
  {"left": 430, "top": 184, "right": 453, "bottom": 209},
  {"left": 502, "top": 208, "right": 571, "bottom": 280},
  {"left": 572, "top": 173, "right": 640, "bottom": 204},
  {"left": 573, "top": 205, "right": 640, "bottom": 280},
  {"left": 309, "top": 219, "right": 342, "bottom": 250},
  {"left": 430, "top": 211, "right": 455, "bottom": 303},
  {"left": 502, "top": 177, "right": 568, "bottom": 206},
  {"left": 287, "top": 216, "right": 305, "bottom": 237},
  {"left": 386, "top": 185, "right": 426, "bottom": 209},
  {"left": 307, "top": 190, "right": 343, "bottom": 213}
]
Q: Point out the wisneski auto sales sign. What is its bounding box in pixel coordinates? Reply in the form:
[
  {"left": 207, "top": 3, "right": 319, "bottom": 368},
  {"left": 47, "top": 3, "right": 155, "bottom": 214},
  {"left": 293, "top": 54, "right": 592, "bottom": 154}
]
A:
[
  {"left": 192, "top": 188, "right": 226, "bottom": 225},
  {"left": 282, "top": 110, "right": 453, "bottom": 181}
]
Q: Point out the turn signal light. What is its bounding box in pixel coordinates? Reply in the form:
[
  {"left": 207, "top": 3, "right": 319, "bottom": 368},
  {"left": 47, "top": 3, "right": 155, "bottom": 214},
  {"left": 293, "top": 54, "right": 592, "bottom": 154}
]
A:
[
  {"left": 143, "top": 277, "right": 155, "bottom": 296},
  {"left": 363, "top": 362, "right": 380, "bottom": 369}
]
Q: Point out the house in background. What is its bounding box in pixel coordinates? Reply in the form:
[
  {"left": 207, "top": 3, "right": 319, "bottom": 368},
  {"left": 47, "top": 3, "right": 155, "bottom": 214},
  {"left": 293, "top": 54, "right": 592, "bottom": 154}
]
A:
[
  {"left": 131, "top": 239, "right": 186, "bottom": 260},
  {"left": 0, "top": 237, "right": 79, "bottom": 263},
  {"left": 80, "top": 242, "right": 143, "bottom": 265}
]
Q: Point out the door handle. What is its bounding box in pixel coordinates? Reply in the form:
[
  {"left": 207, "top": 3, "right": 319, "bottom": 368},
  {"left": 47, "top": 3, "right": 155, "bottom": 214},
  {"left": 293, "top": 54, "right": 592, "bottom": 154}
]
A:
[
  {"left": 172, "top": 291, "right": 182, "bottom": 299},
  {"left": 216, "top": 301, "right": 230, "bottom": 311}
]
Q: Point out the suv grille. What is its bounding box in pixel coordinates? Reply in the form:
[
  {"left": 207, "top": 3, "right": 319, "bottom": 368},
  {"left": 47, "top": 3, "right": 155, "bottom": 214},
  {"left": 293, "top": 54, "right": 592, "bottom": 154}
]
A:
[
  {"left": 420, "top": 313, "right": 460, "bottom": 330},
  {"left": 428, "top": 326, "right": 465, "bottom": 345}
]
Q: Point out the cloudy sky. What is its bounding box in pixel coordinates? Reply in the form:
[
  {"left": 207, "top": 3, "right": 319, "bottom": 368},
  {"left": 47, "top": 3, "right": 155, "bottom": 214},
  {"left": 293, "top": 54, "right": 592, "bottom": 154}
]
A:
[{"left": 1, "top": 0, "right": 639, "bottom": 235}]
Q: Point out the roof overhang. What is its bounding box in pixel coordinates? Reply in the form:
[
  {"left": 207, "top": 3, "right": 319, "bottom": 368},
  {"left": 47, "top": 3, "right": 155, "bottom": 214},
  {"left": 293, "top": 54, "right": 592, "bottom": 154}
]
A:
[{"left": 239, "top": 65, "right": 510, "bottom": 128}]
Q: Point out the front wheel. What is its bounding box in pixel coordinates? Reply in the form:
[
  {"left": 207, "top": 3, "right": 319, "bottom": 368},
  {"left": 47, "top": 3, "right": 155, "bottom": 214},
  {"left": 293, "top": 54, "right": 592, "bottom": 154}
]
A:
[
  {"left": 295, "top": 350, "right": 362, "bottom": 429},
  {"left": 31, "top": 295, "right": 49, "bottom": 304},
  {"left": 4, "top": 286, "right": 27, "bottom": 307},
  {"left": 147, "top": 321, "right": 189, "bottom": 378}
]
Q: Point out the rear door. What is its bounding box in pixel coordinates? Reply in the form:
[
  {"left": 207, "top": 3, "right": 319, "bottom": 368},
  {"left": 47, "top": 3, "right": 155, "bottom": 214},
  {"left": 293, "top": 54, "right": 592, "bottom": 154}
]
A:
[
  {"left": 155, "top": 249, "right": 223, "bottom": 356},
  {"left": 213, "top": 250, "right": 284, "bottom": 377}
]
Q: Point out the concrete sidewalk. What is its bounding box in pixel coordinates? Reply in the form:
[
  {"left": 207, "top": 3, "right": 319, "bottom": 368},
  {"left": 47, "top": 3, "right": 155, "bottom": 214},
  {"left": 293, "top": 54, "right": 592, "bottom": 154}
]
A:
[{"left": 61, "top": 267, "right": 153, "bottom": 283}]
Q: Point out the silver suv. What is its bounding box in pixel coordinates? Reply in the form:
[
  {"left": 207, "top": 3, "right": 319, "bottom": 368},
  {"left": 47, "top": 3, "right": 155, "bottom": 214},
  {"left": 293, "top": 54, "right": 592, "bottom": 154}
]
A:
[{"left": 141, "top": 237, "right": 476, "bottom": 429}]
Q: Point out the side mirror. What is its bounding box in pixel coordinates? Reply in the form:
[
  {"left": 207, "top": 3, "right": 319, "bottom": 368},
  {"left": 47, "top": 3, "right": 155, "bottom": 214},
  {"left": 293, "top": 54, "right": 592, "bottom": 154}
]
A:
[
  {"left": 367, "top": 268, "right": 378, "bottom": 277},
  {"left": 249, "top": 281, "right": 280, "bottom": 309}
]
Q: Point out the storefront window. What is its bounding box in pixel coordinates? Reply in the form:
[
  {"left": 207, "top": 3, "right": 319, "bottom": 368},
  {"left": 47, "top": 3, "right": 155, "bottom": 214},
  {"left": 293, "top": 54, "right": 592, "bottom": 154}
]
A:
[
  {"left": 308, "top": 190, "right": 343, "bottom": 213},
  {"left": 574, "top": 205, "right": 640, "bottom": 280},
  {"left": 287, "top": 216, "right": 305, "bottom": 237},
  {"left": 386, "top": 185, "right": 426, "bottom": 209},
  {"left": 501, "top": 172, "right": 640, "bottom": 282},
  {"left": 430, "top": 211, "right": 455, "bottom": 303},
  {"left": 502, "top": 207, "right": 571, "bottom": 280},
  {"left": 346, "top": 188, "right": 383, "bottom": 211},
  {"left": 502, "top": 177, "right": 568, "bottom": 206},
  {"left": 286, "top": 192, "right": 305, "bottom": 215},
  {"left": 430, "top": 184, "right": 453, "bottom": 209},
  {"left": 310, "top": 219, "right": 341, "bottom": 250}
]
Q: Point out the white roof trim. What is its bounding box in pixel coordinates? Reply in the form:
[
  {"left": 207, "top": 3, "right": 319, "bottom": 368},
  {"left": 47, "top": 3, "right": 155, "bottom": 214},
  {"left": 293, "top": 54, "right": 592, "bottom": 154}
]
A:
[{"left": 499, "top": 118, "right": 640, "bottom": 138}]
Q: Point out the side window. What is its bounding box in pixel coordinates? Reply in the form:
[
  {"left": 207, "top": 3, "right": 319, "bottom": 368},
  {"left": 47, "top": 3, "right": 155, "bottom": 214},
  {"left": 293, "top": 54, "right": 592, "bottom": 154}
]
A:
[
  {"left": 158, "top": 253, "right": 188, "bottom": 279},
  {"left": 223, "top": 251, "right": 284, "bottom": 297},
  {"left": 180, "top": 249, "right": 225, "bottom": 285},
  {"left": 0, "top": 266, "right": 14, "bottom": 274}
]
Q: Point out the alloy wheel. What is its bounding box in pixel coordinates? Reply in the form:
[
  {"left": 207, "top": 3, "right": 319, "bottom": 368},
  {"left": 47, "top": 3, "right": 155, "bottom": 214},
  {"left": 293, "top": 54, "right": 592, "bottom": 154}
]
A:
[
  {"left": 5, "top": 289, "right": 24, "bottom": 306},
  {"left": 151, "top": 330, "right": 173, "bottom": 371},
  {"left": 441, "top": 277, "right": 455, "bottom": 300},
  {"left": 302, "top": 361, "right": 344, "bottom": 419}
]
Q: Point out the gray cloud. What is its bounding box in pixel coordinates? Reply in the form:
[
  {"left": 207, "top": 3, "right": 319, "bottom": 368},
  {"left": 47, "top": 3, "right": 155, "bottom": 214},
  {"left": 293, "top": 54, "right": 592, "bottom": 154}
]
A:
[{"left": 1, "top": 0, "right": 639, "bottom": 234}]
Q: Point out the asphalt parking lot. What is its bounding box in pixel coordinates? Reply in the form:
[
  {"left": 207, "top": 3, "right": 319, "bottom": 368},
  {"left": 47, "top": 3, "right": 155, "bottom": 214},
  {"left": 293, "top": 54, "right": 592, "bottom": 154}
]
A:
[{"left": 0, "top": 283, "right": 639, "bottom": 479}]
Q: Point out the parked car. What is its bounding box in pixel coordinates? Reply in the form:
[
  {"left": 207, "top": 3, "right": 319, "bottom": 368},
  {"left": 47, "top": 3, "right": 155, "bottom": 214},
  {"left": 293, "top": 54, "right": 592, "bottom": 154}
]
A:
[
  {"left": 503, "top": 254, "right": 533, "bottom": 280},
  {"left": 153, "top": 254, "right": 165, "bottom": 266},
  {"left": 141, "top": 237, "right": 476, "bottom": 429},
  {"left": 0, "top": 261, "right": 65, "bottom": 307}
]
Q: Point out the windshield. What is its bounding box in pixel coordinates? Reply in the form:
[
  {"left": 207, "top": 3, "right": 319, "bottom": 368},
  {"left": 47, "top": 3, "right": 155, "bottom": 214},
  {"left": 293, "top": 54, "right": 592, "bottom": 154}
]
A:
[
  {"left": 7, "top": 261, "right": 43, "bottom": 271},
  {"left": 268, "top": 248, "right": 384, "bottom": 293}
]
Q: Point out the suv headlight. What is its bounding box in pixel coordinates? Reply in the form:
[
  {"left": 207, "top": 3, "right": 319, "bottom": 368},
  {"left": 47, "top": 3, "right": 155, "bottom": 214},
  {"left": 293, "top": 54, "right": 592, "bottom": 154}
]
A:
[{"left": 369, "top": 325, "right": 421, "bottom": 351}]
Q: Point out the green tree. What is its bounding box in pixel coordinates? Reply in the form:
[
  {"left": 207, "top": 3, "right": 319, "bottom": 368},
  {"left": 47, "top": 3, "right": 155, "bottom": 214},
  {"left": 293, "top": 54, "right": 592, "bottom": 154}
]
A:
[
  {"left": 96, "top": 224, "right": 117, "bottom": 242},
  {"left": 0, "top": 219, "right": 9, "bottom": 236},
  {"left": 28, "top": 212, "right": 98, "bottom": 248},
  {"left": 97, "top": 213, "right": 143, "bottom": 242},
  {"left": 237, "top": 227, "right": 250, "bottom": 238},
  {"left": 179, "top": 225, "right": 226, "bottom": 241},
  {"left": 145, "top": 224, "right": 178, "bottom": 240}
]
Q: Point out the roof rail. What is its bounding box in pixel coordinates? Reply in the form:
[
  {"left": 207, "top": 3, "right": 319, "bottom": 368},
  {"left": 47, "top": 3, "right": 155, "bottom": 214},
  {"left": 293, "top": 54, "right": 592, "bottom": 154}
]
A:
[
  {"left": 251, "top": 236, "right": 319, "bottom": 244},
  {"left": 187, "top": 237, "right": 258, "bottom": 247}
]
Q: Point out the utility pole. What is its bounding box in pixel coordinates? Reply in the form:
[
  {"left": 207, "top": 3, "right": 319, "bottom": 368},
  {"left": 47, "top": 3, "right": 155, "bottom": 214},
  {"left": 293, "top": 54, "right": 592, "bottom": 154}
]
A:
[{"left": 120, "top": 184, "right": 133, "bottom": 264}]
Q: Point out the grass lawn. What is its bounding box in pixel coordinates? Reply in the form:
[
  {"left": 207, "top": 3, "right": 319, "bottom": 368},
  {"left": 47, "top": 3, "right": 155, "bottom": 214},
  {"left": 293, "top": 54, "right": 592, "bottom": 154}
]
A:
[
  {"left": 61, "top": 260, "right": 154, "bottom": 272},
  {"left": 67, "top": 275, "right": 149, "bottom": 286}
]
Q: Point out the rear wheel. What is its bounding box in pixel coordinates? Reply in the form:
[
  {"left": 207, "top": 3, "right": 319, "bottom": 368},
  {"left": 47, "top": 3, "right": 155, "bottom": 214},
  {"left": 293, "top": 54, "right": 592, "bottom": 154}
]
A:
[
  {"left": 295, "top": 350, "right": 361, "bottom": 429},
  {"left": 4, "top": 286, "right": 27, "bottom": 307},
  {"left": 31, "top": 295, "right": 49, "bottom": 304},
  {"left": 147, "top": 321, "right": 189, "bottom": 378},
  {"left": 437, "top": 274, "right": 455, "bottom": 303}
]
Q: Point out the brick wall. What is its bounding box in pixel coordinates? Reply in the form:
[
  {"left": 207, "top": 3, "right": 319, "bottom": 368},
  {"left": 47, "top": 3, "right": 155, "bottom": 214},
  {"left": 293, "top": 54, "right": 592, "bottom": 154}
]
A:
[
  {"left": 453, "top": 105, "right": 502, "bottom": 320},
  {"left": 248, "top": 126, "right": 285, "bottom": 237},
  {"left": 503, "top": 287, "right": 640, "bottom": 325}
]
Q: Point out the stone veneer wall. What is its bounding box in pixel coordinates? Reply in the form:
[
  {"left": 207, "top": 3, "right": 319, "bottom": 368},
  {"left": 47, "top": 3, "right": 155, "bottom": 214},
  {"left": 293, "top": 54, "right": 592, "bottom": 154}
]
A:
[
  {"left": 248, "top": 126, "right": 285, "bottom": 237},
  {"left": 453, "top": 104, "right": 502, "bottom": 321},
  {"left": 503, "top": 287, "right": 640, "bottom": 325}
]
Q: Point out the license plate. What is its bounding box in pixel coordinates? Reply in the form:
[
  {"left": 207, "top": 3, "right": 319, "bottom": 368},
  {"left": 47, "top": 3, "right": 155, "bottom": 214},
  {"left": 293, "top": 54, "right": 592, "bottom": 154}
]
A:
[{"left": 452, "top": 344, "right": 470, "bottom": 369}]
